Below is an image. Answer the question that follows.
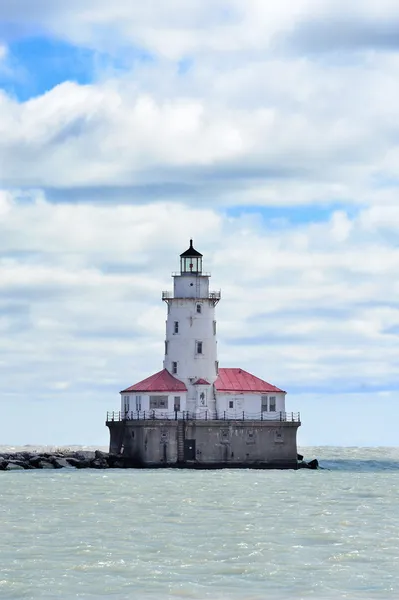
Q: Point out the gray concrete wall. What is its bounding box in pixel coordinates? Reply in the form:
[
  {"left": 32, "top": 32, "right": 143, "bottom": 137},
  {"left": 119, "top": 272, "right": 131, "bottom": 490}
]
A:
[
  {"left": 107, "top": 419, "right": 300, "bottom": 468},
  {"left": 184, "top": 421, "right": 298, "bottom": 465}
]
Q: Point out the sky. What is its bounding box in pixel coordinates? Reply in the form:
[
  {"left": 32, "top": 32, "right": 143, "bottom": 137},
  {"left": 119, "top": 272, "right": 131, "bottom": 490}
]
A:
[{"left": 1, "top": 0, "right": 399, "bottom": 447}]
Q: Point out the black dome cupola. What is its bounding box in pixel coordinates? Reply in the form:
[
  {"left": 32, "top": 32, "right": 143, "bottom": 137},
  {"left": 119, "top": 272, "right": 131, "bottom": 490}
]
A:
[{"left": 180, "top": 239, "right": 203, "bottom": 274}]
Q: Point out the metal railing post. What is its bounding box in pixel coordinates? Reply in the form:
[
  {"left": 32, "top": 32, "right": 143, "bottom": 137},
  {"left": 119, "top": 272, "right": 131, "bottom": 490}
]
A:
[{"left": 242, "top": 411, "right": 245, "bottom": 421}]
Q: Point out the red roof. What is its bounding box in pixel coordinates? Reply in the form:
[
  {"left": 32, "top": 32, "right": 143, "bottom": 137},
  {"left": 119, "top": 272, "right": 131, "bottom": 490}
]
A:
[
  {"left": 215, "top": 368, "right": 285, "bottom": 394},
  {"left": 121, "top": 369, "right": 187, "bottom": 393},
  {"left": 194, "top": 378, "right": 210, "bottom": 385}
]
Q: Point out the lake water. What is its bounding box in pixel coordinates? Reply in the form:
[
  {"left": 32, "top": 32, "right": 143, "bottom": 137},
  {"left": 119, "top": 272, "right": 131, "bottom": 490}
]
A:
[{"left": 1, "top": 446, "right": 398, "bottom": 599}]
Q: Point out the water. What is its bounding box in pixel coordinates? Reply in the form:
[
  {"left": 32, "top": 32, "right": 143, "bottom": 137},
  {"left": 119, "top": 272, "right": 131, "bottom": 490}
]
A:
[{"left": 1, "top": 447, "right": 398, "bottom": 599}]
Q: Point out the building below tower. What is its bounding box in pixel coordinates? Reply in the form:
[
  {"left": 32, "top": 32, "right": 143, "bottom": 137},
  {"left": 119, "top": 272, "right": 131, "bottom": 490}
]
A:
[{"left": 106, "top": 240, "right": 301, "bottom": 469}]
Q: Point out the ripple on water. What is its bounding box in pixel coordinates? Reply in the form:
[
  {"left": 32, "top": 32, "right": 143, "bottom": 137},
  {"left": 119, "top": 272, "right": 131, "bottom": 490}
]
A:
[{"left": 0, "top": 447, "right": 399, "bottom": 599}]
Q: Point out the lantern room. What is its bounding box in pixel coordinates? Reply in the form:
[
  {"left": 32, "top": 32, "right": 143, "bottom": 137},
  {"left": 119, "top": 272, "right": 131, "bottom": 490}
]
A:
[{"left": 180, "top": 239, "right": 203, "bottom": 274}]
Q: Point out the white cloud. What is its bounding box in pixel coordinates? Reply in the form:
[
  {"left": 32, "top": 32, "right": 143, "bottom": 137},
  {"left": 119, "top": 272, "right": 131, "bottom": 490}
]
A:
[
  {"left": 1, "top": 193, "right": 399, "bottom": 408},
  {"left": 0, "top": 44, "right": 7, "bottom": 61},
  {"left": 1, "top": 2, "right": 399, "bottom": 203},
  {"left": 1, "top": 1, "right": 399, "bottom": 444}
]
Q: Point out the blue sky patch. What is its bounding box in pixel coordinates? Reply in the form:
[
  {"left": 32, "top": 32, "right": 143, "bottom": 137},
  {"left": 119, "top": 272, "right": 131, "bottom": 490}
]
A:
[
  {"left": 0, "top": 36, "right": 153, "bottom": 101},
  {"left": 225, "top": 203, "right": 359, "bottom": 225}
]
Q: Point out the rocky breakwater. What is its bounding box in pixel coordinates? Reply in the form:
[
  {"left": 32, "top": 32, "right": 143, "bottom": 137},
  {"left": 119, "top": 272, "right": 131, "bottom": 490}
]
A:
[{"left": 0, "top": 450, "right": 127, "bottom": 471}]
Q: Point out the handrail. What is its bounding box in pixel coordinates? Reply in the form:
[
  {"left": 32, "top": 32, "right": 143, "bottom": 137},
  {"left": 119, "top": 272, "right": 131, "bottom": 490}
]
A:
[
  {"left": 106, "top": 410, "right": 301, "bottom": 423},
  {"left": 162, "top": 290, "right": 221, "bottom": 300}
]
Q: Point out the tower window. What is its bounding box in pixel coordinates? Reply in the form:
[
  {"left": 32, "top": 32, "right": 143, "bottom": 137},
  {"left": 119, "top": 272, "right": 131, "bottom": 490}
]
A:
[
  {"left": 269, "top": 396, "right": 276, "bottom": 412},
  {"left": 213, "top": 320, "right": 217, "bottom": 335},
  {"left": 174, "top": 321, "right": 179, "bottom": 334},
  {"left": 215, "top": 361, "right": 219, "bottom": 374},
  {"left": 196, "top": 304, "right": 202, "bottom": 314},
  {"left": 229, "top": 400, "right": 234, "bottom": 409},
  {"left": 196, "top": 341, "right": 203, "bottom": 354},
  {"left": 165, "top": 341, "right": 168, "bottom": 355},
  {"left": 172, "top": 361, "right": 178, "bottom": 374}
]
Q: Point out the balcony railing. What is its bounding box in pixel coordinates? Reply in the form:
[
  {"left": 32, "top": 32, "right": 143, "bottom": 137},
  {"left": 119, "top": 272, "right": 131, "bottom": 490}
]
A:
[
  {"left": 171, "top": 272, "right": 212, "bottom": 277},
  {"left": 162, "top": 290, "right": 221, "bottom": 301},
  {"left": 106, "top": 410, "right": 300, "bottom": 423}
]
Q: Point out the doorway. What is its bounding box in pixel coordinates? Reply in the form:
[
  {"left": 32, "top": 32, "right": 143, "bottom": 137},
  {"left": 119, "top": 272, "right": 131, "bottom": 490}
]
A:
[{"left": 184, "top": 439, "right": 196, "bottom": 461}]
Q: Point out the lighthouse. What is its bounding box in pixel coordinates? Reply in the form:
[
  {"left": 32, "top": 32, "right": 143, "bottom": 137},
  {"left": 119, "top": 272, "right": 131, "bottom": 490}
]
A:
[
  {"left": 107, "top": 240, "right": 301, "bottom": 468},
  {"left": 162, "top": 239, "right": 220, "bottom": 416}
]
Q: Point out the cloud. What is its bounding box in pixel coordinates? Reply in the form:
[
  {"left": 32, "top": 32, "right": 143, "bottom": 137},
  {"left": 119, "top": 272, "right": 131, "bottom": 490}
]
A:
[
  {"left": 1, "top": 191, "right": 399, "bottom": 402},
  {"left": 0, "top": 44, "right": 7, "bottom": 61},
  {"left": 1, "top": 2, "right": 399, "bottom": 445},
  {"left": 1, "top": 2, "right": 399, "bottom": 210},
  {"left": 1, "top": 52, "right": 399, "bottom": 206}
]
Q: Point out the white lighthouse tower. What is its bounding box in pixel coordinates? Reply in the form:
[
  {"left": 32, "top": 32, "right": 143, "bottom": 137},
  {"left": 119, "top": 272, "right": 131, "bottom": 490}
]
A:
[
  {"left": 162, "top": 239, "right": 220, "bottom": 416},
  {"left": 110, "top": 240, "right": 301, "bottom": 467}
]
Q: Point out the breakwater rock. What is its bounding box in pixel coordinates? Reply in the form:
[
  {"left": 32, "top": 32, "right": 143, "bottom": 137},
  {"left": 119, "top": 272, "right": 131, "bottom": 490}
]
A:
[{"left": 0, "top": 449, "right": 127, "bottom": 471}]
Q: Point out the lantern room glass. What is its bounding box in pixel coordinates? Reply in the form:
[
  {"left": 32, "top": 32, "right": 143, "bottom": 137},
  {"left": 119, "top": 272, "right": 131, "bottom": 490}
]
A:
[{"left": 181, "top": 256, "right": 202, "bottom": 274}]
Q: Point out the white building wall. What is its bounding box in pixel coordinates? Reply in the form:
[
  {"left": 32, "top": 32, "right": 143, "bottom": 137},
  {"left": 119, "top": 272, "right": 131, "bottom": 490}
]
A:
[
  {"left": 120, "top": 392, "right": 187, "bottom": 416},
  {"left": 216, "top": 392, "right": 286, "bottom": 419}
]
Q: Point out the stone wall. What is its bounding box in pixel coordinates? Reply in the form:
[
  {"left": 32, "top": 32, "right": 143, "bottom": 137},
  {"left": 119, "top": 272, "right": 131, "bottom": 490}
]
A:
[{"left": 107, "top": 419, "right": 299, "bottom": 469}]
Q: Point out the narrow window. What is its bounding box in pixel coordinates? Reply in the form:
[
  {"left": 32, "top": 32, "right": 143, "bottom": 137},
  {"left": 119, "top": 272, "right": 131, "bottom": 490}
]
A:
[
  {"left": 213, "top": 320, "right": 217, "bottom": 335},
  {"left": 196, "top": 341, "right": 203, "bottom": 354},
  {"left": 174, "top": 396, "right": 181, "bottom": 411},
  {"left": 172, "top": 361, "right": 178, "bottom": 374},
  {"left": 174, "top": 321, "right": 179, "bottom": 334},
  {"left": 229, "top": 400, "right": 234, "bottom": 409},
  {"left": 215, "top": 360, "right": 219, "bottom": 375},
  {"left": 135, "top": 395, "right": 141, "bottom": 411},
  {"left": 261, "top": 395, "right": 268, "bottom": 412},
  {"left": 269, "top": 396, "right": 276, "bottom": 412},
  {"left": 165, "top": 340, "right": 168, "bottom": 355},
  {"left": 196, "top": 304, "right": 202, "bottom": 314}
]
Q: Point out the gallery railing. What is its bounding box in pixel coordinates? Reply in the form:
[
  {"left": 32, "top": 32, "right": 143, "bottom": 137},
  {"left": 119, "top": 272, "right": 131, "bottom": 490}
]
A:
[
  {"left": 162, "top": 290, "right": 221, "bottom": 301},
  {"left": 106, "top": 410, "right": 301, "bottom": 423}
]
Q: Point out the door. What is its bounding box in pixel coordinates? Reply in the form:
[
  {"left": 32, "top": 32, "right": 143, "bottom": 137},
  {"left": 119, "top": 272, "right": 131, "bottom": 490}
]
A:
[{"left": 184, "top": 439, "right": 196, "bottom": 461}]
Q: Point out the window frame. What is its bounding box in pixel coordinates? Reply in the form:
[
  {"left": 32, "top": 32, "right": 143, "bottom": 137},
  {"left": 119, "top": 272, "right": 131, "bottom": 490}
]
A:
[
  {"left": 174, "top": 396, "right": 181, "bottom": 411},
  {"left": 196, "top": 340, "right": 203, "bottom": 355},
  {"left": 149, "top": 395, "right": 169, "bottom": 409}
]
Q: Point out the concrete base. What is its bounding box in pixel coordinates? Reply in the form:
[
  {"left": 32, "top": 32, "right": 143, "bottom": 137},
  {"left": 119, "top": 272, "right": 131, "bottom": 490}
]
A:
[{"left": 106, "top": 418, "right": 300, "bottom": 470}]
